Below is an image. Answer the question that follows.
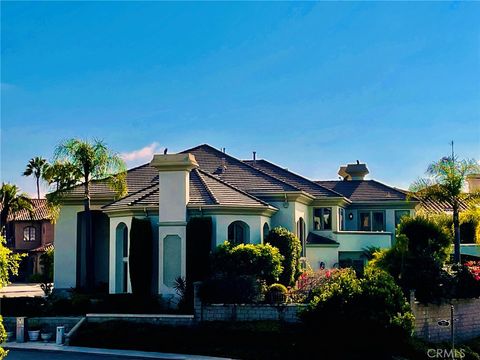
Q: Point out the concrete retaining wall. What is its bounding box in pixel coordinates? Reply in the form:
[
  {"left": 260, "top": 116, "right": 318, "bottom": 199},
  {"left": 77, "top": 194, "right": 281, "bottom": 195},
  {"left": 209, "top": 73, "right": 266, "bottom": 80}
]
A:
[
  {"left": 3, "top": 317, "right": 82, "bottom": 335},
  {"left": 412, "top": 297, "right": 480, "bottom": 343},
  {"left": 85, "top": 313, "right": 195, "bottom": 327}
]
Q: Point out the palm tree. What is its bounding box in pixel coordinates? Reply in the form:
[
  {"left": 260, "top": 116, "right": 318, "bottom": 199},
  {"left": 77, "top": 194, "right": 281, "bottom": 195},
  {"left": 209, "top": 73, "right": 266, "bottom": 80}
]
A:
[
  {"left": 410, "top": 156, "right": 480, "bottom": 264},
  {"left": 43, "top": 161, "right": 81, "bottom": 192},
  {"left": 23, "top": 157, "right": 48, "bottom": 199},
  {"left": 54, "top": 138, "right": 127, "bottom": 289},
  {"left": 0, "top": 183, "right": 33, "bottom": 239}
]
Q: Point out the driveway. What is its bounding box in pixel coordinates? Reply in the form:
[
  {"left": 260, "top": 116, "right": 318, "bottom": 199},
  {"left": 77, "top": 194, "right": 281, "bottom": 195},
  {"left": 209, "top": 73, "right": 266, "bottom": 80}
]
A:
[{"left": 0, "top": 283, "right": 44, "bottom": 298}]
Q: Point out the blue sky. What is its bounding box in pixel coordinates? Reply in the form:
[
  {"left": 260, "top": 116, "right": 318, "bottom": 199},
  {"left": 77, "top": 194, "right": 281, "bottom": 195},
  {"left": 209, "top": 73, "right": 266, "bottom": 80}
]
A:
[{"left": 1, "top": 2, "right": 479, "bottom": 196}]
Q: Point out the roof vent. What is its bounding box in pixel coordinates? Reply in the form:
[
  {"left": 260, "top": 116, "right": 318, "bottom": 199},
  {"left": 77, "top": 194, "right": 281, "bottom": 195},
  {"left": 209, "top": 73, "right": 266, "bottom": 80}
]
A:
[
  {"left": 338, "top": 162, "right": 369, "bottom": 181},
  {"left": 214, "top": 157, "right": 228, "bottom": 175}
]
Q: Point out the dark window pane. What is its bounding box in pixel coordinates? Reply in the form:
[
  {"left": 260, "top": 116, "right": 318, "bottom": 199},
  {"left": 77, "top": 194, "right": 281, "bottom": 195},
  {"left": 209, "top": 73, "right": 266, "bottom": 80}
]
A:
[
  {"left": 313, "top": 209, "right": 322, "bottom": 230},
  {"left": 323, "top": 208, "right": 332, "bottom": 230},
  {"left": 359, "top": 212, "right": 370, "bottom": 231},
  {"left": 395, "top": 210, "right": 410, "bottom": 228},
  {"left": 372, "top": 212, "right": 385, "bottom": 231},
  {"left": 123, "top": 227, "right": 128, "bottom": 257},
  {"left": 123, "top": 262, "right": 128, "bottom": 293}
]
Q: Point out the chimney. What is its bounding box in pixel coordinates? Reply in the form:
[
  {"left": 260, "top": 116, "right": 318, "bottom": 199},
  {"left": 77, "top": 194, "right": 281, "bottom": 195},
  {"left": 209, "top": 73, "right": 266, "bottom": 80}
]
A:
[
  {"left": 338, "top": 162, "right": 369, "bottom": 181},
  {"left": 253, "top": 151, "right": 257, "bottom": 165},
  {"left": 467, "top": 174, "right": 480, "bottom": 193}
]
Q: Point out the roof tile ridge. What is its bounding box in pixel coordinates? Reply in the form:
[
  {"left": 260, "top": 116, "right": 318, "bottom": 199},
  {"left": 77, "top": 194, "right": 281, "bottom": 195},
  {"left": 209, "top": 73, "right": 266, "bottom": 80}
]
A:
[
  {"left": 197, "top": 168, "right": 273, "bottom": 207},
  {"left": 102, "top": 182, "right": 158, "bottom": 208},
  {"left": 130, "top": 185, "right": 159, "bottom": 206},
  {"left": 194, "top": 168, "right": 220, "bottom": 205},
  {"left": 369, "top": 179, "right": 413, "bottom": 197},
  {"left": 247, "top": 159, "right": 345, "bottom": 198},
  {"left": 184, "top": 144, "right": 301, "bottom": 192}
]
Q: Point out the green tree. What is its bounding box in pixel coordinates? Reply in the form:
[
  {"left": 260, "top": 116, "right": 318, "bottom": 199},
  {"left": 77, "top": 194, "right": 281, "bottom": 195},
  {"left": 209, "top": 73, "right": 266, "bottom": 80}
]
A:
[
  {"left": 43, "top": 161, "right": 81, "bottom": 192},
  {"left": 265, "top": 227, "right": 301, "bottom": 286},
  {"left": 22, "top": 157, "right": 48, "bottom": 199},
  {"left": 410, "top": 156, "right": 480, "bottom": 263},
  {"left": 0, "top": 183, "right": 33, "bottom": 238},
  {"left": 54, "top": 138, "right": 127, "bottom": 289}
]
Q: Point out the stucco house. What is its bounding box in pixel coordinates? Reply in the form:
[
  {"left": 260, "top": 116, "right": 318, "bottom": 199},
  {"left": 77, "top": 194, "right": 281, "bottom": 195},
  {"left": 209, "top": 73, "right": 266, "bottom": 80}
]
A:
[
  {"left": 53, "top": 144, "right": 418, "bottom": 296},
  {"left": 2, "top": 199, "right": 54, "bottom": 280}
]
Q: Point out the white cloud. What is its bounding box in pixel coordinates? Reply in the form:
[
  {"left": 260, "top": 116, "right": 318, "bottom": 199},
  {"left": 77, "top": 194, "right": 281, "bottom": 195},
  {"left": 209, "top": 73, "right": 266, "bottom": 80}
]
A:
[{"left": 120, "top": 142, "right": 162, "bottom": 166}]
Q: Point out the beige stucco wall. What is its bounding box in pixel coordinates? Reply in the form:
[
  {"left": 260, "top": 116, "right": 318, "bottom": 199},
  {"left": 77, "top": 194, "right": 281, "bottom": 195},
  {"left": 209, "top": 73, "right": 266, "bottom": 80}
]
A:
[
  {"left": 53, "top": 204, "right": 84, "bottom": 289},
  {"left": 306, "top": 245, "right": 339, "bottom": 270},
  {"left": 212, "top": 214, "right": 268, "bottom": 247}
]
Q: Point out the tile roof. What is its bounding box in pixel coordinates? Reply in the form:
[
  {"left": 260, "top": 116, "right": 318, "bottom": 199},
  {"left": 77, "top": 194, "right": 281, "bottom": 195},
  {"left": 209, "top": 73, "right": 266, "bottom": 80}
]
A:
[
  {"left": 244, "top": 159, "right": 343, "bottom": 198},
  {"left": 181, "top": 145, "right": 299, "bottom": 194},
  {"left": 3, "top": 199, "right": 52, "bottom": 221},
  {"left": 64, "top": 163, "right": 158, "bottom": 199},
  {"left": 306, "top": 232, "right": 339, "bottom": 245},
  {"left": 102, "top": 168, "right": 274, "bottom": 211},
  {"left": 417, "top": 197, "right": 469, "bottom": 214},
  {"left": 314, "top": 180, "right": 409, "bottom": 202}
]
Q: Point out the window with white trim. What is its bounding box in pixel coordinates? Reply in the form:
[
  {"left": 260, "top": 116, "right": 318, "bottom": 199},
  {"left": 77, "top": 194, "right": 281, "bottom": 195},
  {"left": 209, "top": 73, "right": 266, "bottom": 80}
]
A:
[
  {"left": 313, "top": 208, "right": 332, "bottom": 230},
  {"left": 23, "top": 226, "right": 36, "bottom": 242}
]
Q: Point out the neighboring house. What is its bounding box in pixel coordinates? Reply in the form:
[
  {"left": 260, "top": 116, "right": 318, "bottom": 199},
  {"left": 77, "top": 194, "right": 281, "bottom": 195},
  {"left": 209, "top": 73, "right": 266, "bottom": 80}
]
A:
[
  {"left": 4, "top": 199, "right": 54, "bottom": 280},
  {"left": 53, "top": 144, "right": 418, "bottom": 296}
]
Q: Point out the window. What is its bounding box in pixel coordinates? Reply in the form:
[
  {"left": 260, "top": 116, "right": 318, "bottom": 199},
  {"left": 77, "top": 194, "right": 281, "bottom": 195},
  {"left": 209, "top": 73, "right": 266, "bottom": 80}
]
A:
[
  {"left": 297, "top": 218, "right": 306, "bottom": 257},
  {"left": 395, "top": 210, "right": 410, "bottom": 228},
  {"left": 263, "top": 223, "right": 270, "bottom": 241},
  {"left": 339, "top": 208, "right": 345, "bottom": 231},
  {"left": 23, "top": 226, "right": 36, "bottom": 241},
  {"left": 313, "top": 208, "right": 332, "bottom": 230},
  {"left": 228, "top": 221, "right": 249, "bottom": 245},
  {"left": 358, "top": 211, "right": 385, "bottom": 231}
]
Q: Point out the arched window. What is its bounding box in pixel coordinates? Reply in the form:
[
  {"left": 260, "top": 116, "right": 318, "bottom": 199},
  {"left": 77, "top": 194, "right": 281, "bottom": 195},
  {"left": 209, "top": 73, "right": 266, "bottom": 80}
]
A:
[
  {"left": 23, "top": 226, "right": 36, "bottom": 242},
  {"left": 228, "top": 221, "right": 250, "bottom": 245},
  {"left": 296, "top": 218, "right": 306, "bottom": 257},
  {"left": 263, "top": 222, "right": 270, "bottom": 242},
  {"left": 116, "top": 223, "right": 129, "bottom": 293}
]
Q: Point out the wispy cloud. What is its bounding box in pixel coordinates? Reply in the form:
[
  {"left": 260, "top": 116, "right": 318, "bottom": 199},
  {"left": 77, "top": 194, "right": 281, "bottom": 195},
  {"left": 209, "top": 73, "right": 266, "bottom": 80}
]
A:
[
  {"left": 1, "top": 82, "right": 16, "bottom": 91},
  {"left": 120, "top": 142, "right": 162, "bottom": 167}
]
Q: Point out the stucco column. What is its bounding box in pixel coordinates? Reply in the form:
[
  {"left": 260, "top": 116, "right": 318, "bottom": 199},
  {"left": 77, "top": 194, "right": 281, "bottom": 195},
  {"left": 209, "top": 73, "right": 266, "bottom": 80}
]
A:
[{"left": 150, "top": 153, "right": 198, "bottom": 295}]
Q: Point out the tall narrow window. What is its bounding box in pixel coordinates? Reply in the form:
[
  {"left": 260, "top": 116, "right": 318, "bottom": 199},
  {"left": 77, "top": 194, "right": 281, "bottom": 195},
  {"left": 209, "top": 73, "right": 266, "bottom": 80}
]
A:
[
  {"left": 313, "top": 208, "right": 332, "bottom": 230},
  {"left": 263, "top": 223, "right": 270, "bottom": 241},
  {"left": 339, "top": 208, "right": 345, "bottom": 231},
  {"left": 116, "top": 222, "right": 129, "bottom": 293},
  {"left": 297, "top": 218, "right": 306, "bottom": 257}
]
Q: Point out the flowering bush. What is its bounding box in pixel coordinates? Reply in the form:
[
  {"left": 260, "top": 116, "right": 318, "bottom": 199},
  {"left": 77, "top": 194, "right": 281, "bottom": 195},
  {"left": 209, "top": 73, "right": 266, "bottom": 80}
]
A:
[
  {"left": 290, "top": 268, "right": 340, "bottom": 303},
  {"left": 465, "top": 261, "right": 480, "bottom": 281}
]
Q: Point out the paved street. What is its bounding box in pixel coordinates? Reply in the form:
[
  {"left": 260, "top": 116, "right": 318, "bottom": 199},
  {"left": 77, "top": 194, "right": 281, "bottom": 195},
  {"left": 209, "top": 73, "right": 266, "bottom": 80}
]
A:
[{"left": 7, "top": 349, "right": 152, "bottom": 360}]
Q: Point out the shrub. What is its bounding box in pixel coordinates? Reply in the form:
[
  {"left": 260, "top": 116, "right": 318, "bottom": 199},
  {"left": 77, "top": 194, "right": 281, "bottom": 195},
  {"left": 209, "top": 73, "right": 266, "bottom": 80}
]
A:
[
  {"left": 211, "top": 241, "right": 283, "bottom": 284},
  {"left": 453, "top": 261, "right": 480, "bottom": 299},
  {"left": 265, "top": 227, "right": 301, "bottom": 286},
  {"left": 200, "top": 275, "right": 265, "bottom": 304},
  {"left": 460, "top": 209, "right": 480, "bottom": 244},
  {"left": 370, "top": 216, "right": 454, "bottom": 303},
  {"left": 129, "top": 217, "right": 153, "bottom": 296},
  {"left": 397, "top": 215, "right": 451, "bottom": 263},
  {"left": 40, "top": 247, "right": 54, "bottom": 282},
  {"left": 291, "top": 268, "right": 339, "bottom": 303},
  {"left": 266, "top": 283, "right": 288, "bottom": 304},
  {"left": 301, "top": 267, "right": 414, "bottom": 350}
]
